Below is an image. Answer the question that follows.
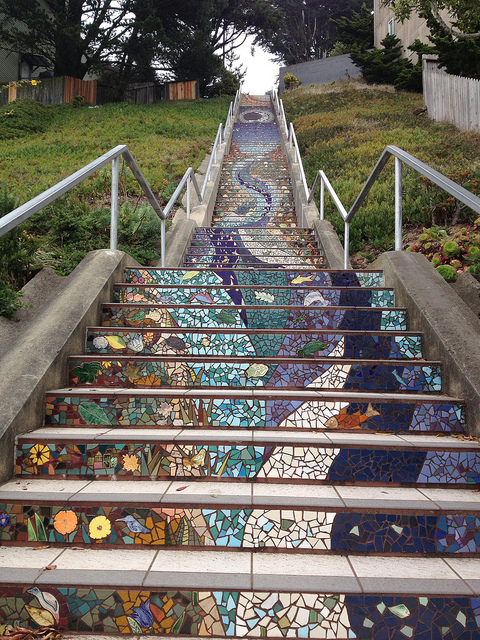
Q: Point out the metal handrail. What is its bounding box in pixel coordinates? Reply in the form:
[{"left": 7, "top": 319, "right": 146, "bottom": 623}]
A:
[
  {"left": 270, "top": 94, "right": 480, "bottom": 268},
  {"left": 201, "top": 86, "right": 242, "bottom": 198},
  {"left": 308, "top": 145, "right": 480, "bottom": 268}
]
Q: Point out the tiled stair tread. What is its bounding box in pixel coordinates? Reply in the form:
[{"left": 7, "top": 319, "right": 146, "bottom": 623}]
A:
[
  {"left": 2, "top": 479, "right": 479, "bottom": 510},
  {"left": 1, "top": 546, "right": 479, "bottom": 595},
  {"left": 115, "top": 284, "right": 394, "bottom": 294},
  {"left": 17, "top": 426, "right": 480, "bottom": 453},
  {"left": 18, "top": 427, "right": 479, "bottom": 450},
  {"left": 102, "top": 303, "right": 407, "bottom": 311}
]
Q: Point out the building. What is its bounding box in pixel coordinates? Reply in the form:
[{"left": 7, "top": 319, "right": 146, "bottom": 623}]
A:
[{"left": 374, "top": 0, "right": 451, "bottom": 60}]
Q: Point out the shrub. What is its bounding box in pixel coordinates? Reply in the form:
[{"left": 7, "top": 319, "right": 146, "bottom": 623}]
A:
[
  {"left": 436, "top": 264, "right": 457, "bottom": 281},
  {"left": 0, "top": 99, "right": 53, "bottom": 140},
  {"left": 284, "top": 73, "right": 302, "bottom": 91}
]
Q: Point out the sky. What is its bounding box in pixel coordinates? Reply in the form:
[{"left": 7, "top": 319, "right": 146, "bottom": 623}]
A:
[{"left": 236, "top": 35, "right": 280, "bottom": 95}]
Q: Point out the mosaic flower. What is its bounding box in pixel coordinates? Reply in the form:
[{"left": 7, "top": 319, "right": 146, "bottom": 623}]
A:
[
  {"left": 144, "top": 332, "right": 154, "bottom": 343},
  {"left": 29, "top": 444, "right": 50, "bottom": 466},
  {"left": 53, "top": 510, "right": 78, "bottom": 535},
  {"left": 157, "top": 401, "right": 173, "bottom": 418},
  {"left": 93, "top": 336, "right": 108, "bottom": 349},
  {"left": 0, "top": 512, "right": 11, "bottom": 527},
  {"left": 122, "top": 453, "right": 140, "bottom": 472},
  {"left": 88, "top": 515, "right": 112, "bottom": 539},
  {"left": 131, "top": 600, "right": 154, "bottom": 628},
  {"left": 127, "top": 335, "right": 144, "bottom": 352}
]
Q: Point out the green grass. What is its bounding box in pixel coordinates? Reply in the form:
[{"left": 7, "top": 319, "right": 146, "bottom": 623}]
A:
[
  {"left": 282, "top": 81, "right": 480, "bottom": 253},
  {"left": 0, "top": 97, "right": 230, "bottom": 308}
]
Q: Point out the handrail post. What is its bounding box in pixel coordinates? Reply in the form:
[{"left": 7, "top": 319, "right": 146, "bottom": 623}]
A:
[
  {"left": 320, "top": 177, "right": 325, "bottom": 220},
  {"left": 161, "top": 218, "right": 166, "bottom": 268},
  {"left": 110, "top": 156, "right": 119, "bottom": 250},
  {"left": 187, "top": 173, "right": 191, "bottom": 219},
  {"left": 395, "top": 157, "right": 403, "bottom": 251},
  {"left": 344, "top": 221, "right": 350, "bottom": 270}
]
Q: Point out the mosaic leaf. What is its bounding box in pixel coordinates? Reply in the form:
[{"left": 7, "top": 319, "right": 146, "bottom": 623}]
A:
[
  {"left": 246, "top": 363, "right": 269, "bottom": 378},
  {"left": 34, "top": 513, "right": 47, "bottom": 542},
  {"left": 25, "top": 605, "right": 55, "bottom": 627},
  {"left": 78, "top": 402, "right": 111, "bottom": 426},
  {"left": 182, "top": 270, "right": 200, "bottom": 280},
  {"left": 297, "top": 341, "right": 327, "bottom": 357},
  {"left": 254, "top": 291, "right": 275, "bottom": 303},
  {"left": 27, "top": 518, "right": 37, "bottom": 541},
  {"left": 172, "top": 611, "right": 186, "bottom": 634},
  {"left": 71, "top": 362, "right": 103, "bottom": 384},
  {"left": 105, "top": 336, "right": 127, "bottom": 350},
  {"left": 215, "top": 311, "right": 237, "bottom": 324},
  {"left": 127, "top": 616, "right": 143, "bottom": 633}
]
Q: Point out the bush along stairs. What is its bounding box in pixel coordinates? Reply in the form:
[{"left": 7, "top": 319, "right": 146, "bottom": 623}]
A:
[{"left": 1, "top": 94, "right": 480, "bottom": 639}]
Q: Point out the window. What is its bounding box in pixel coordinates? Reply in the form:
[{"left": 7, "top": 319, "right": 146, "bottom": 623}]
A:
[{"left": 388, "top": 18, "right": 395, "bottom": 35}]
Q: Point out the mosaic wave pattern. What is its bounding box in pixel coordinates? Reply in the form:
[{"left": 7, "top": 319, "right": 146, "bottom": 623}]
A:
[
  {"left": 1, "top": 586, "right": 480, "bottom": 638},
  {"left": 1, "top": 93, "right": 479, "bottom": 640}
]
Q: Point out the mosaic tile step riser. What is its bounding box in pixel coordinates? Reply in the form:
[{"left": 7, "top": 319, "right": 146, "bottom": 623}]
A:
[
  {"left": 188, "top": 246, "right": 321, "bottom": 258},
  {"left": 45, "top": 395, "right": 465, "bottom": 433},
  {"left": 67, "top": 357, "right": 442, "bottom": 392},
  {"left": 124, "top": 268, "right": 386, "bottom": 288},
  {"left": 2, "top": 503, "right": 480, "bottom": 553},
  {"left": 16, "top": 441, "right": 480, "bottom": 485},
  {"left": 1, "top": 586, "right": 479, "bottom": 638},
  {"left": 113, "top": 286, "right": 395, "bottom": 309},
  {"left": 86, "top": 328, "right": 423, "bottom": 360},
  {"left": 101, "top": 304, "right": 408, "bottom": 332}
]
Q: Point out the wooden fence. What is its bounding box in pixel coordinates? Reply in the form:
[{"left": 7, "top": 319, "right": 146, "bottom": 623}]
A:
[
  {"left": 423, "top": 56, "right": 480, "bottom": 132},
  {"left": 0, "top": 76, "right": 97, "bottom": 106}
]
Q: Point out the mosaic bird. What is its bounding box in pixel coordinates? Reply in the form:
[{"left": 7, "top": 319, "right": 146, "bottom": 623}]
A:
[
  {"left": 116, "top": 515, "right": 151, "bottom": 534},
  {"left": 27, "top": 587, "right": 60, "bottom": 623}
]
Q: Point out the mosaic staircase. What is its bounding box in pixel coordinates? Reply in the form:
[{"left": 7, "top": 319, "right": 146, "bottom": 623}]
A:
[{"left": 1, "top": 95, "right": 480, "bottom": 639}]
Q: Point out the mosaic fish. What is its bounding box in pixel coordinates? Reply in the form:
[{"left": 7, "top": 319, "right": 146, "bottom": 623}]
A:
[
  {"left": 304, "top": 291, "right": 329, "bottom": 307},
  {"left": 189, "top": 292, "right": 215, "bottom": 304},
  {"left": 291, "top": 275, "right": 314, "bottom": 285},
  {"left": 325, "top": 403, "right": 381, "bottom": 429}
]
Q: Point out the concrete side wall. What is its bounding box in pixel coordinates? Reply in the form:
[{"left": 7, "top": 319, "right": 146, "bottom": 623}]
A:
[
  {"left": 374, "top": 251, "right": 480, "bottom": 436},
  {"left": 273, "top": 96, "right": 347, "bottom": 269},
  {"left": 0, "top": 249, "right": 139, "bottom": 484},
  {"left": 279, "top": 55, "right": 362, "bottom": 92}
]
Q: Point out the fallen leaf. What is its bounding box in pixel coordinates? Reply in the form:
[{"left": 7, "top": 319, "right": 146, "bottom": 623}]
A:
[
  {"left": 45, "top": 565, "right": 57, "bottom": 570},
  {"left": 210, "top": 494, "right": 218, "bottom": 498},
  {"left": 176, "top": 486, "right": 188, "bottom": 491},
  {"left": 33, "top": 546, "right": 50, "bottom": 550}
]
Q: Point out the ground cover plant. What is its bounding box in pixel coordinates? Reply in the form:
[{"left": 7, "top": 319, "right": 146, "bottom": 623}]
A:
[
  {"left": 282, "top": 79, "right": 480, "bottom": 271},
  {"left": 0, "top": 97, "right": 230, "bottom": 316}
]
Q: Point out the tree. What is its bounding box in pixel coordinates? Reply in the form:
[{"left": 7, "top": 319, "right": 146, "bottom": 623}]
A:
[
  {"left": 255, "top": 0, "right": 372, "bottom": 65},
  {"left": 381, "top": 0, "right": 480, "bottom": 78},
  {"left": 0, "top": 0, "right": 134, "bottom": 79},
  {"left": 334, "top": 3, "right": 374, "bottom": 52},
  {"left": 349, "top": 33, "right": 416, "bottom": 86},
  {"left": 380, "top": 0, "right": 480, "bottom": 39}
]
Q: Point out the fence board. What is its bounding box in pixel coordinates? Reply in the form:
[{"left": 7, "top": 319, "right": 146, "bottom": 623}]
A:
[{"left": 423, "top": 60, "right": 480, "bottom": 132}]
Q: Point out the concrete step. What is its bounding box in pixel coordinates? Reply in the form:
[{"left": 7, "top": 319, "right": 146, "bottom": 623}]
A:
[
  {"left": 123, "top": 267, "right": 386, "bottom": 288},
  {"left": 101, "top": 303, "right": 407, "bottom": 331},
  {"left": 16, "top": 428, "right": 480, "bottom": 486},
  {"left": 86, "top": 327, "right": 423, "bottom": 359},
  {"left": 113, "top": 284, "right": 395, "bottom": 308},
  {"left": 44, "top": 388, "right": 465, "bottom": 433},
  {"left": 1, "top": 479, "right": 480, "bottom": 553},
  {"left": 182, "top": 257, "right": 324, "bottom": 269},
  {"left": 1, "top": 547, "right": 480, "bottom": 638}
]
